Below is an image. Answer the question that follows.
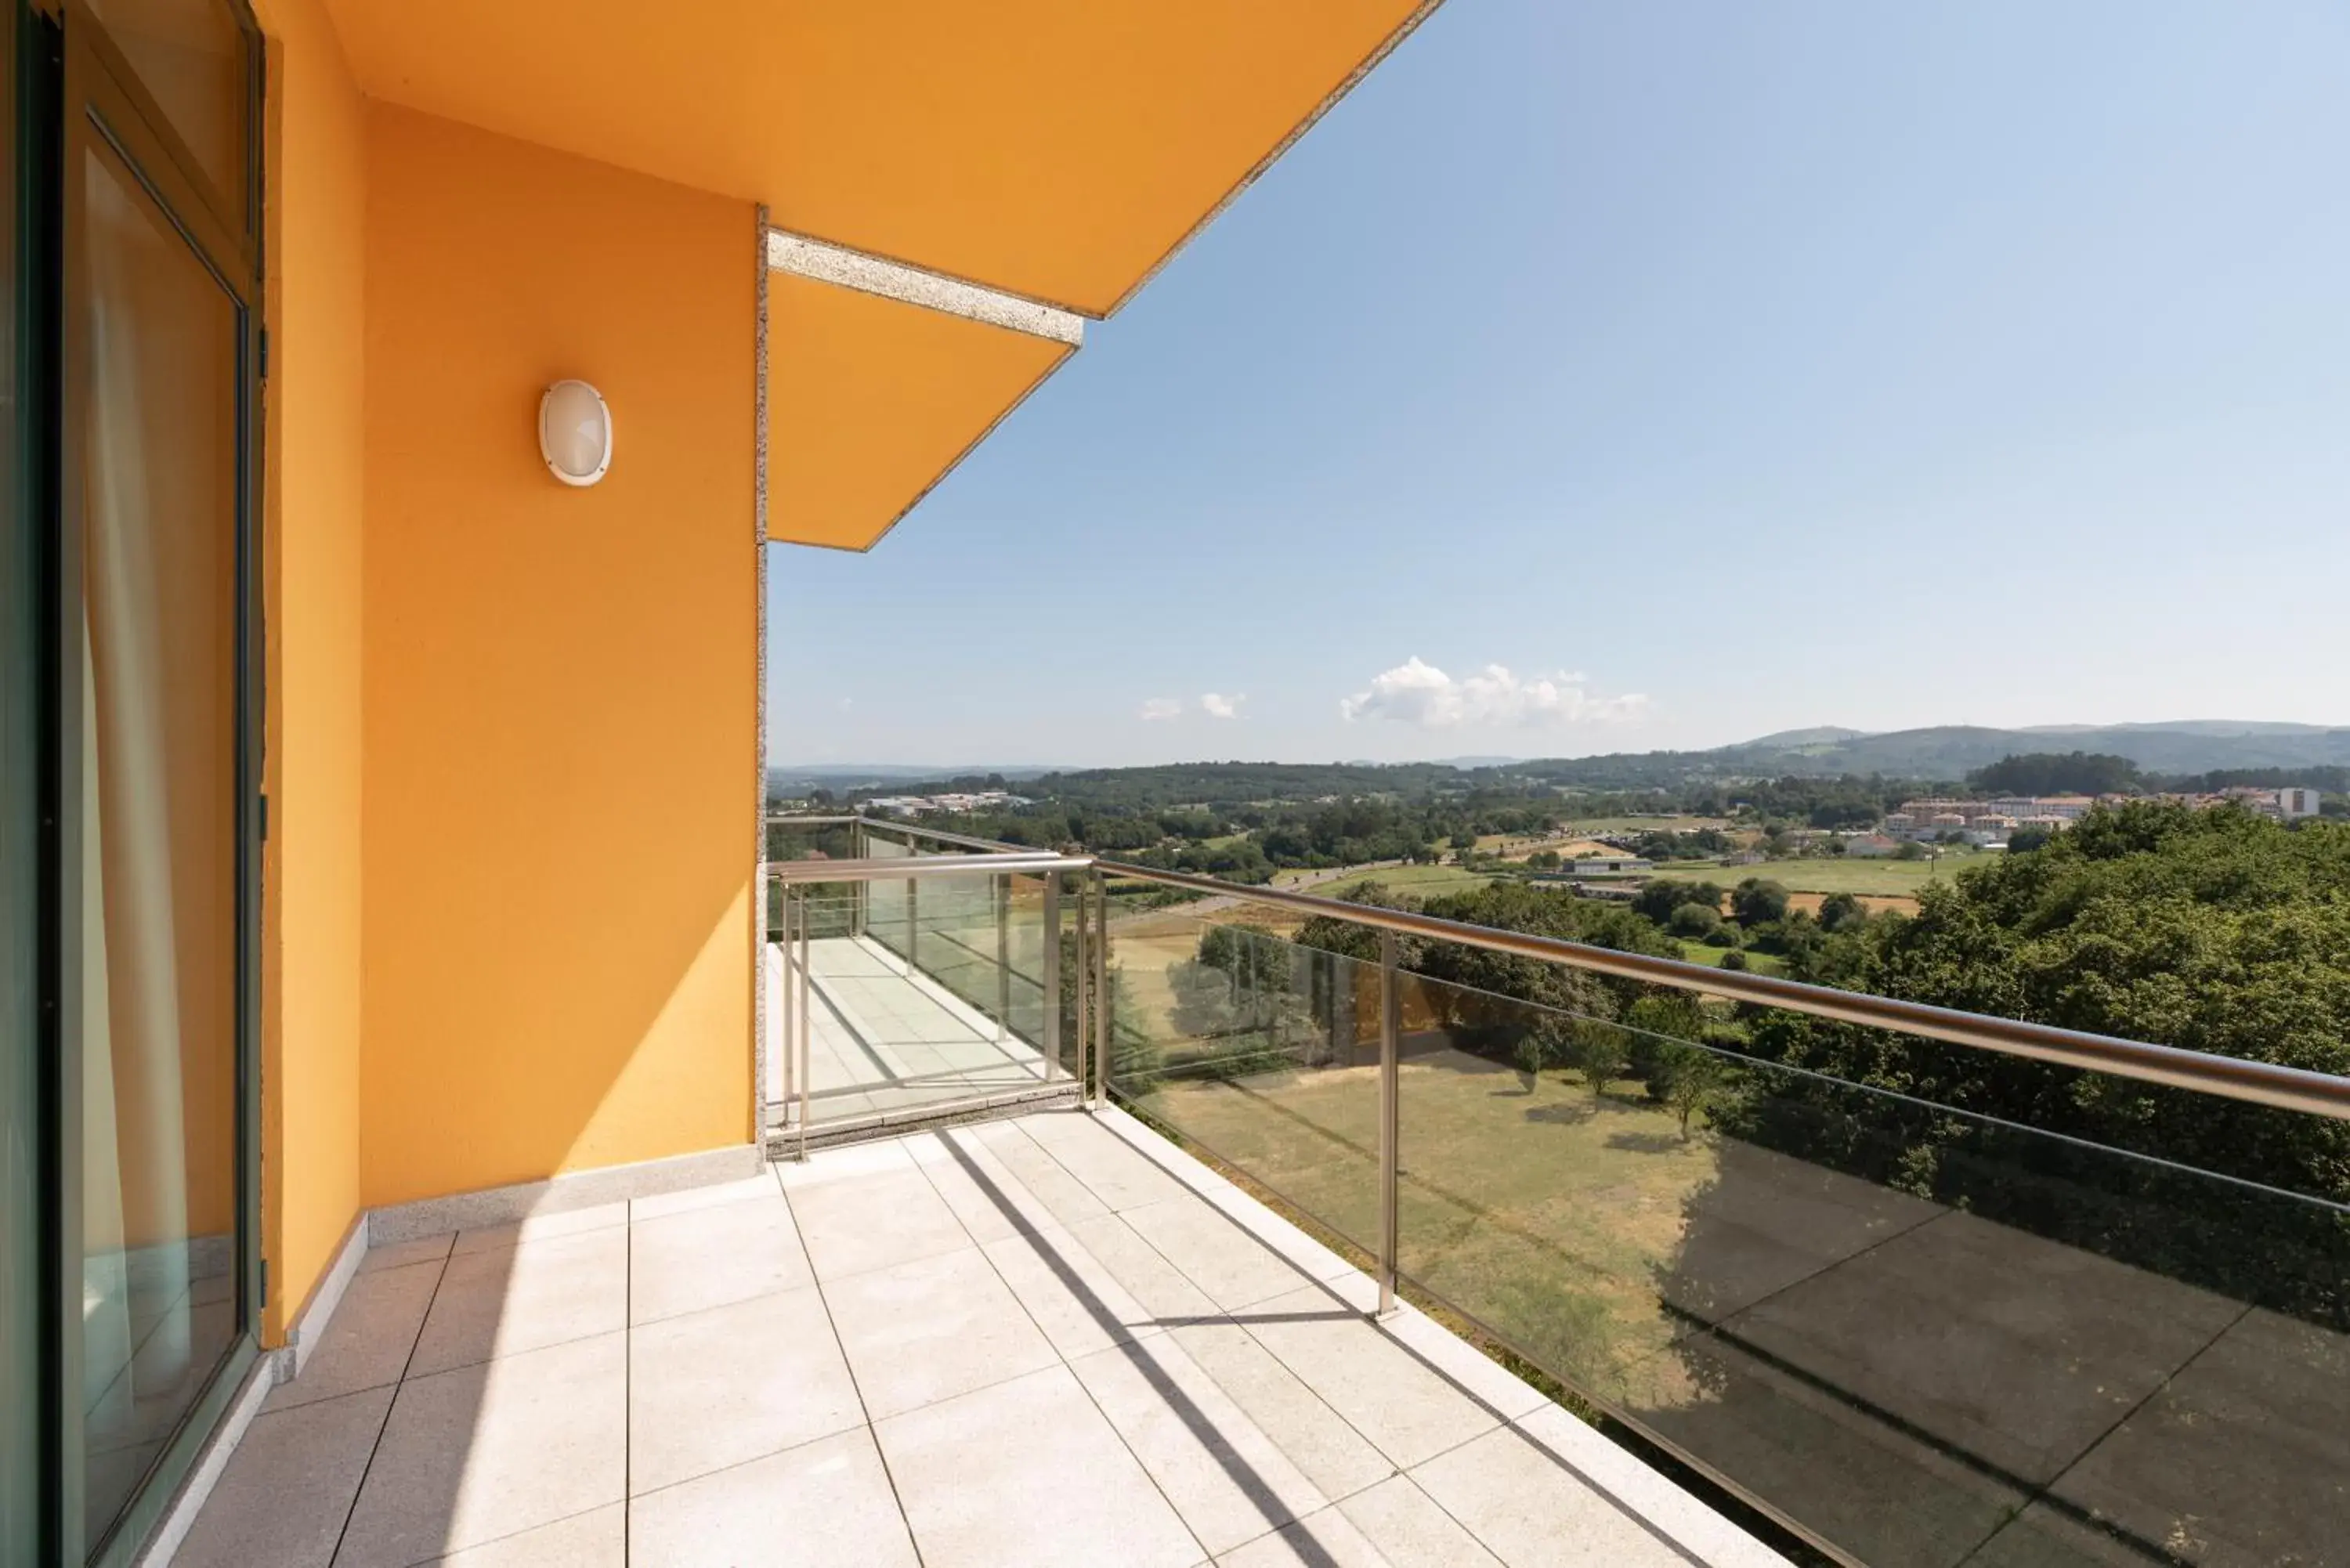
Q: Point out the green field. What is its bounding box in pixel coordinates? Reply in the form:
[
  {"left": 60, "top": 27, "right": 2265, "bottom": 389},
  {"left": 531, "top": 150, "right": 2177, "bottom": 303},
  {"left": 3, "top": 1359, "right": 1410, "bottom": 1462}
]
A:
[
  {"left": 1667, "top": 938, "right": 1784, "bottom": 976},
  {"left": 1305, "top": 864, "right": 1501, "bottom": 900},
  {"left": 1557, "top": 816, "right": 1732, "bottom": 836},
  {"left": 1650, "top": 850, "right": 2000, "bottom": 900}
]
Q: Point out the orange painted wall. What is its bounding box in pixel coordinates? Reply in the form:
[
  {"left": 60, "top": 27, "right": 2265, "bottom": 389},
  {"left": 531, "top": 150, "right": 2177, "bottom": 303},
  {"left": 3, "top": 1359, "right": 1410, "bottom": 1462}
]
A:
[
  {"left": 251, "top": 0, "right": 367, "bottom": 1342},
  {"left": 360, "top": 106, "right": 757, "bottom": 1208}
]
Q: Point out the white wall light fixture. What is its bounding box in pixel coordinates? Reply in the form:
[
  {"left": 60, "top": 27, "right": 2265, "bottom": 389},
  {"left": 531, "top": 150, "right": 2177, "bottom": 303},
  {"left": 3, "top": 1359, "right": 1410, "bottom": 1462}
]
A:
[{"left": 539, "top": 379, "right": 613, "bottom": 486}]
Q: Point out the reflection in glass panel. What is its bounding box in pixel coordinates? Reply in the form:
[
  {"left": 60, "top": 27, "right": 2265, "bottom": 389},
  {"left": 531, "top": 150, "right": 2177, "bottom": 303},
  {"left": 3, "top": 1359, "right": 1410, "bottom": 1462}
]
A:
[
  {"left": 77, "top": 142, "right": 241, "bottom": 1548},
  {"left": 1104, "top": 905, "right": 1383, "bottom": 1257},
  {"left": 83, "top": 0, "right": 247, "bottom": 219},
  {"left": 776, "top": 863, "right": 1066, "bottom": 1130}
]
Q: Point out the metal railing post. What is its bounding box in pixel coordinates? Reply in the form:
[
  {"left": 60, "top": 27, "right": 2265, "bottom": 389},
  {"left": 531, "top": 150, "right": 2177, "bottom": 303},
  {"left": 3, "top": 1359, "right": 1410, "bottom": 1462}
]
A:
[
  {"left": 852, "top": 819, "right": 867, "bottom": 938},
  {"left": 906, "top": 869, "right": 920, "bottom": 977},
  {"left": 785, "top": 883, "right": 804, "bottom": 1128},
  {"left": 796, "top": 887, "right": 812, "bottom": 1162},
  {"left": 1072, "top": 873, "right": 1091, "bottom": 1092},
  {"left": 1091, "top": 871, "right": 1110, "bottom": 1109},
  {"left": 993, "top": 873, "right": 1011, "bottom": 1043},
  {"left": 1042, "top": 873, "right": 1063, "bottom": 1081},
  {"left": 1377, "top": 930, "right": 1400, "bottom": 1318}
]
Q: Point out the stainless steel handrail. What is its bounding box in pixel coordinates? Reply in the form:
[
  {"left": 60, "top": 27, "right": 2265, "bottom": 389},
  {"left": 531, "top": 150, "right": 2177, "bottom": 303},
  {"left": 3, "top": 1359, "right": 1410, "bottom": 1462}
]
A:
[
  {"left": 763, "top": 852, "right": 1091, "bottom": 883},
  {"left": 860, "top": 818, "right": 1059, "bottom": 857},
  {"left": 1094, "top": 858, "right": 2350, "bottom": 1123}
]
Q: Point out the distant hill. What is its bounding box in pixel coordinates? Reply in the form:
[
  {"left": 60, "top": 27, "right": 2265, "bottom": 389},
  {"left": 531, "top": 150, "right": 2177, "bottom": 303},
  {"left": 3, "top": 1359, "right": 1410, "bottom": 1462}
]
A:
[{"left": 1699, "top": 723, "right": 2350, "bottom": 779}]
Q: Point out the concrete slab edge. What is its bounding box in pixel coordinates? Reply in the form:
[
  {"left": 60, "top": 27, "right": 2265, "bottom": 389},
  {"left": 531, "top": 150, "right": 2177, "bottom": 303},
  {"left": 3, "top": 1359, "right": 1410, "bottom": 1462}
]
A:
[{"left": 765, "top": 228, "right": 1085, "bottom": 346}]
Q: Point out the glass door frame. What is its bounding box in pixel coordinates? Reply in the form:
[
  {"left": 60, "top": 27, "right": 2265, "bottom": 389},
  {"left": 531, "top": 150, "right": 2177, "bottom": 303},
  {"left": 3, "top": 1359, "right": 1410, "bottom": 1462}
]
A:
[{"left": 45, "top": 2, "right": 263, "bottom": 1562}]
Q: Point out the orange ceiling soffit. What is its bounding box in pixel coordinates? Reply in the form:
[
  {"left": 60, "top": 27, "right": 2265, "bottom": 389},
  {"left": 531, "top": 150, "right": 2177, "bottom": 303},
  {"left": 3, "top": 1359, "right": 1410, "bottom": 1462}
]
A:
[
  {"left": 317, "top": 1, "right": 1444, "bottom": 316},
  {"left": 763, "top": 267, "right": 1072, "bottom": 551}
]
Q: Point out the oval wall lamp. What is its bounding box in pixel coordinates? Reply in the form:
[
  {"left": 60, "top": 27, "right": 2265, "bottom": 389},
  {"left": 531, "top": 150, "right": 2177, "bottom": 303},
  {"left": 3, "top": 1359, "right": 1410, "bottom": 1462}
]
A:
[{"left": 539, "top": 380, "right": 613, "bottom": 486}]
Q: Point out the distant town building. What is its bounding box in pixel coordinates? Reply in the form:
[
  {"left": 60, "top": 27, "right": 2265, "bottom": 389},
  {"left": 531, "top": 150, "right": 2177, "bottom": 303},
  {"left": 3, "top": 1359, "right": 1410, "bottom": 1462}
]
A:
[
  {"left": 862, "top": 789, "right": 1029, "bottom": 816},
  {"left": 1842, "top": 833, "right": 1903, "bottom": 858},
  {"left": 2277, "top": 786, "right": 2323, "bottom": 819},
  {"left": 1534, "top": 856, "right": 1652, "bottom": 880}
]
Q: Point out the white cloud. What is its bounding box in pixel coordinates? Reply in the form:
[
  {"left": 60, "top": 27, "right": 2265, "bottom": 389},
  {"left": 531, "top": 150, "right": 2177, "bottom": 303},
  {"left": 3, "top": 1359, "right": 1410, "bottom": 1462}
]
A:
[
  {"left": 1199, "top": 692, "right": 1244, "bottom": 719},
  {"left": 1340, "top": 657, "right": 1648, "bottom": 730},
  {"left": 1137, "top": 697, "right": 1183, "bottom": 721}
]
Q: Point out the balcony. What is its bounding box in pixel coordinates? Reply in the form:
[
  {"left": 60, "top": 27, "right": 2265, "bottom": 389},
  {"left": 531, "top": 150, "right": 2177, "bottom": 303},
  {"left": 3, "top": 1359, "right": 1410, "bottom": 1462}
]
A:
[
  {"left": 752, "top": 818, "right": 2350, "bottom": 1567},
  {"left": 168, "top": 1105, "right": 1774, "bottom": 1566},
  {"left": 169, "top": 822, "right": 2348, "bottom": 1567}
]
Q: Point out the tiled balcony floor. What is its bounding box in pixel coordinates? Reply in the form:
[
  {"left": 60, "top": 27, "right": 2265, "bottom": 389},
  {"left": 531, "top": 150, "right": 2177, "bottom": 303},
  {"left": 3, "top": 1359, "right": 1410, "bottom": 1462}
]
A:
[
  {"left": 174, "top": 1107, "right": 1785, "bottom": 1567},
  {"left": 766, "top": 936, "right": 1065, "bottom": 1130}
]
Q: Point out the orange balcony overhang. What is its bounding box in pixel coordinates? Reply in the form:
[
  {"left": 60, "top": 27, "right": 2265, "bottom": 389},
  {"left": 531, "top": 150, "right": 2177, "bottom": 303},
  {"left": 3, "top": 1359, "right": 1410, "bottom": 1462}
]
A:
[{"left": 319, "top": 0, "right": 1440, "bottom": 548}]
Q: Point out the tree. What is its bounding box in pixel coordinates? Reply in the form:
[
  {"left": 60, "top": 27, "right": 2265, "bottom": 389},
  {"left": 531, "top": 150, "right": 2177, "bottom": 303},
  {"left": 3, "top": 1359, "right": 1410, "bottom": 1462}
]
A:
[
  {"left": 1894, "top": 840, "right": 1929, "bottom": 862},
  {"left": 1667, "top": 901, "right": 1722, "bottom": 940},
  {"left": 1729, "top": 802, "right": 2350, "bottom": 1316},
  {"left": 1576, "top": 1024, "right": 1630, "bottom": 1099},
  {"left": 1731, "top": 877, "right": 1791, "bottom": 927},
  {"left": 1718, "top": 948, "right": 1749, "bottom": 971},
  {"left": 2008, "top": 826, "right": 2052, "bottom": 853},
  {"left": 1634, "top": 879, "right": 1723, "bottom": 925},
  {"left": 1652, "top": 1041, "right": 1727, "bottom": 1140},
  {"left": 1969, "top": 751, "right": 2141, "bottom": 797},
  {"left": 1527, "top": 849, "right": 1562, "bottom": 870},
  {"left": 1818, "top": 891, "right": 1865, "bottom": 932}
]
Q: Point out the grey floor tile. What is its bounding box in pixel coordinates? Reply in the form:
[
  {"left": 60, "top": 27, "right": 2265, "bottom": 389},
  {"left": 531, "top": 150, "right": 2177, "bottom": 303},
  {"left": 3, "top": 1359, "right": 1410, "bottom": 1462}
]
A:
[
  {"left": 630, "top": 1285, "right": 866, "bottom": 1495},
  {"left": 1410, "top": 1426, "right": 1697, "bottom": 1567},
  {"left": 1018, "top": 1110, "right": 1194, "bottom": 1211},
  {"left": 1336, "top": 1474, "right": 1506, "bottom": 1567},
  {"left": 1167, "top": 1320, "right": 1394, "bottom": 1501},
  {"left": 1231, "top": 1286, "right": 1501, "bottom": 1469},
  {"left": 1124, "top": 1198, "right": 1332, "bottom": 1313},
  {"left": 773, "top": 1134, "right": 915, "bottom": 1192},
  {"left": 629, "top": 1194, "right": 812, "bottom": 1324},
  {"left": 630, "top": 1171, "right": 782, "bottom": 1223},
  {"left": 628, "top": 1428, "right": 917, "bottom": 1567},
  {"left": 822, "top": 1246, "right": 1059, "bottom": 1419},
  {"left": 450, "top": 1201, "right": 628, "bottom": 1257},
  {"left": 1374, "top": 1308, "right": 1552, "bottom": 1423},
  {"left": 1511, "top": 1404, "right": 1791, "bottom": 1568},
  {"left": 360, "top": 1234, "right": 454, "bottom": 1275},
  {"left": 787, "top": 1164, "right": 972, "bottom": 1281},
  {"left": 1064, "top": 1212, "right": 1223, "bottom": 1325},
  {"left": 172, "top": 1386, "right": 391, "bottom": 1568},
  {"left": 406, "top": 1227, "right": 627, "bottom": 1376},
  {"left": 1070, "top": 1332, "right": 1330, "bottom": 1556},
  {"left": 875, "top": 1364, "right": 1204, "bottom": 1568},
  {"left": 1724, "top": 1211, "right": 2242, "bottom": 1487},
  {"left": 961, "top": 1120, "right": 1115, "bottom": 1229},
  {"left": 983, "top": 1222, "right": 1167, "bottom": 1359},
  {"left": 267, "top": 1259, "right": 442, "bottom": 1411},
  {"left": 335, "top": 1332, "right": 627, "bottom": 1568},
  {"left": 418, "top": 1505, "right": 625, "bottom": 1566},
  {"left": 1216, "top": 1507, "right": 1390, "bottom": 1568},
  {"left": 2042, "top": 1306, "right": 2348, "bottom": 1568},
  {"left": 906, "top": 1128, "right": 1075, "bottom": 1245}
]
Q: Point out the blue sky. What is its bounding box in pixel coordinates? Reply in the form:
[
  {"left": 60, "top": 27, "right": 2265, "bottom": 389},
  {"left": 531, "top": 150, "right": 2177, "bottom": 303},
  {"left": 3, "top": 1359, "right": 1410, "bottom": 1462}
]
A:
[{"left": 768, "top": 2, "right": 2350, "bottom": 769}]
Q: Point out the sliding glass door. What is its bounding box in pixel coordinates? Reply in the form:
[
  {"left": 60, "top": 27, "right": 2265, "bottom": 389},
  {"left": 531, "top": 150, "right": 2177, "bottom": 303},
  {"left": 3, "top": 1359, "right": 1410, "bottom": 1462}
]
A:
[
  {"left": 49, "top": 2, "right": 260, "bottom": 1561},
  {"left": 2, "top": 4, "right": 41, "bottom": 1559}
]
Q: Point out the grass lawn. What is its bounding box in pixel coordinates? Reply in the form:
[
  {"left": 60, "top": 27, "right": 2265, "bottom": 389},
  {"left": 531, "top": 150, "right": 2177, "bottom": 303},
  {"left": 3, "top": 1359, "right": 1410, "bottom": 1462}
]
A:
[
  {"left": 1648, "top": 851, "right": 1998, "bottom": 900},
  {"left": 1668, "top": 938, "right": 1785, "bottom": 976},
  {"left": 1556, "top": 815, "right": 1732, "bottom": 836},
  {"left": 1314, "top": 864, "right": 1501, "bottom": 901}
]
